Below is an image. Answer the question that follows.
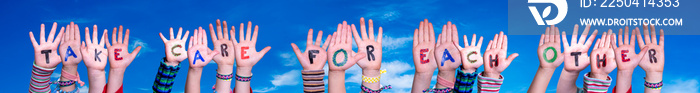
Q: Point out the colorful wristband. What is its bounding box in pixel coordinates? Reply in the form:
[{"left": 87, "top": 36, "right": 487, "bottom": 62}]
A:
[
  {"left": 361, "top": 84, "right": 391, "bottom": 93},
  {"left": 437, "top": 75, "right": 455, "bottom": 88},
  {"left": 583, "top": 72, "right": 612, "bottom": 93},
  {"left": 302, "top": 69, "right": 325, "bottom": 93},
  {"left": 644, "top": 80, "right": 663, "bottom": 90},
  {"left": 217, "top": 73, "right": 234, "bottom": 81},
  {"left": 454, "top": 69, "right": 478, "bottom": 93},
  {"left": 362, "top": 70, "right": 387, "bottom": 83},
  {"left": 153, "top": 57, "right": 181, "bottom": 93},
  {"left": 29, "top": 62, "right": 56, "bottom": 93},
  {"left": 423, "top": 87, "right": 453, "bottom": 93},
  {"left": 477, "top": 72, "right": 504, "bottom": 93},
  {"left": 235, "top": 74, "right": 252, "bottom": 82}
]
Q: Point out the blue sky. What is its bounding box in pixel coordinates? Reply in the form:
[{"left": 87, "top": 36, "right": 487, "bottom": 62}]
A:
[{"left": 2, "top": 0, "right": 699, "bottom": 93}]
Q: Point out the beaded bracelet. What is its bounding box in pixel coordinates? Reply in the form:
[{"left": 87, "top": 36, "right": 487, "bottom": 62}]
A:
[
  {"left": 361, "top": 84, "right": 391, "bottom": 93},
  {"left": 217, "top": 73, "right": 234, "bottom": 81},
  {"left": 644, "top": 80, "right": 663, "bottom": 90},
  {"left": 235, "top": 74, "right": 252, "bottom": 82},
  {"left": 54, "top": 80, "right": 76, "bottom": 87},
  {"left": 422, "top": 88, "right": 453, "bottom": 93}
]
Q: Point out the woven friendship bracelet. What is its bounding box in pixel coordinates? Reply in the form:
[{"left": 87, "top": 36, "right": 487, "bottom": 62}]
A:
[
  {"left": 54, "top": 80, "right": 75, "bottom": 87},
  {"left": 361, "top": 85, "right": 392, "bottom": 93},
  {"left": 61, "top": 70, "right": 85, "bottom": 86},
  {"left": 29, "top": 62, "right": 56, "bottom": 93},
  {"left": 583, "top": 72, "right": 612, "bottom": 93},
  {"left": 477, "top": 72, "right": 504, "bottom": 93},
  {"left": 644, "top": 80, "right": 663, "bottom": 90},
  {"left": 235, "top": 74, "right": 252, "bottom": 82},
  {"left": 422, "top": 88, "right": 453, "bottom": 93},
  {"left": 54, "top": 86, "right": 80, "bottom": 93},
  {"left": 362, "top": 70, "right": 387, "bottom": 83},
  {"left": 217, "top": 73, "right": 234, "bottom": 81},
  {"left": 302, "top": 70, "right": 325, "bottom": 93},
  {"left": 454, "top": 69, "right": 478, "bottom": 93}
]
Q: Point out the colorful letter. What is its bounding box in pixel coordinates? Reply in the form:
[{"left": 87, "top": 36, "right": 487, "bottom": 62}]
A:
[
  {"left": 64, "top": 46, "right": 77, "bottom": 61},
  {"left": 467, "top": 51, "right": 478, "bottom": 63},
  {"left": 648, "top": 49, "right": 657, "bottom": 63},
  {"left": 571, "top": 52, "right": 582, "bottom": 66},
  {"left": 95, "top": 49, "right": 102, "bottom": 62},
  {"left": 193, "top": 50, "right": 204, "bottom": 64},
  {"left": 420, "top": 49, "right": 429, "bottom": 64},
  {"left": 114, "top": 49, "right": 123, "bottom": 60},
  {"left": 220, "top": 44, "right": 228, "bottom": 57},
  {"left": 489, "top": 55, "right": 499, "bottom": 67},
  {"left": 171, "top": 44, "right": 182, "bottom": 56},
  {"left": 332, "top": 49, "right": 348, "bottom": 66},
  {"left": 543, "top": 47, "right": 557, "bottom": 63},
  {"left": 440, "top": 49, "right": 455, "bottom": 66},
  {"left": 41, "top": 50, "right": 51, "bottom": 64},
  {"left": 308, "top": 50, "right": 319, "bottom": 64},
  {"left": 597, "top": 54, "right": 606, "bottom": 67},
  {"left": 241, "top": 46, "right": 249, "bottom": 59},
  {"left": 621, "top": 50, "right": 630, "bottom": 62},
  {"left": 366, "top": 45, "right": 375, "bottom": 61}
]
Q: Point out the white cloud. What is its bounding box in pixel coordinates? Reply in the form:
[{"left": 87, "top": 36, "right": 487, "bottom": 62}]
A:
[
  {"left": 663, "top": 78, "right": 699, "bottom": 93},
  {"left": 130, "top": 38, "right": 153, "bottom": 57},
  {"left": 279, "top": 52, "right": 298, "bottom": 66},
  {"left": 381, "top": 35, "right": 412, "bottom": 51},
  {"left": 253, "top": 70, "right": 300, "bottom": 93},
  {"left": 51, "top": 73, "right": 61, "bottom": 78},
  {"left": 345, "top": 60, "right": 419, "bottom": 93},
  {"left": 77, "top": 85, "right": 89, "bottom": 93}
]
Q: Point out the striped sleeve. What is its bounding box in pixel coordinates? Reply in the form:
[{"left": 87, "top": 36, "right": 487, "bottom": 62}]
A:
[
  {"left": 583, "top": 72, "right": 612, "bottom": 93},
  {"left": 477, "top": 72, "right": 503, "bottom": 93}
]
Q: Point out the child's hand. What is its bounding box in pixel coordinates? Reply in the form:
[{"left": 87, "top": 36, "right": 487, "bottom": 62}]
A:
[
  {"left": 482, "top": 31, "right": 519, "bottom": 78},
  {"left": 291, "top": 29, "right": 330, "bottom": 70},
  {"left": 234, "top": 21, "right": 271, "bottom": 69},
  {"left": 210, "top": 20, "right": 236, "bottom": 66},
  {"left": 589, "top": 30, "right": 617, "bottom": 79},
  {"left": 60, "top": 22, "right": 83, "bottom": 66},
  {"left": 434, "top": 22, "right": 462, "bottom": 71},
  {"left": 353, "top": 18, "right": 383, "bottom": 71},
  {"left": 159, "top": 27, "right": 189, "bottom": 65},
  {"left": 187, "top": 27, "right": 219, "bottom": 68},
  {"left": 327, "top": 22, "right": 366, "bottom": 71},
  {"left": 29, "top": 22, "right": 64, "bottom": 68},
  {"left": 562, "top": 24, "right": 596, "bottom": 72},
  {"left": 412, "top": 19, "right": 437, "bottom": 73},
  {"left": 454, "top": 33, "right": 484, "bottom": 73},
  {"left": 106, "top": 26, "right": 142, "bottom": 69},
  {"left": 81, "top": 25, "right": 109, "bottom": 70},
  {"left": 537, "top": 25, "right": 564, "bottom": 69},
  {"left": 636, "top": 23, "right": 664, "bottom": 78},
  {"left": 612, "top": 26, "right": 648, "bottom": 71}
]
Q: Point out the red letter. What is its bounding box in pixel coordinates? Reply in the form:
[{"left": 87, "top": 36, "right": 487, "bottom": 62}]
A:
[
  {"left": 241, "top": 46, "right": 249, "bottom": 59},
  {"left": 420, "top": 49, "right": 429, "bottom": 64},
  {"left": 621, "top": 50, "right": 630, "bottom": 62},
  {"left": 114, "top": 49, "right": 123, "bottom": 61}
]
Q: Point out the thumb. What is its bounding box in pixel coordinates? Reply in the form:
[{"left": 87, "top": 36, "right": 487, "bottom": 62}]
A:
[
  {"left": 129, "top": 46, "right": 142, "bottom": 58},
  {"left": 208, "top": 50, "right": 220, "bottom": 58},
  {"left": 637, "top": 46, "right": 650, "bottom": 60},
  {"left": 505, "top": 53, "right": 519, "bottom": 63},
  {"left": 257, "top": 46, "right": 272, "bottom": 58}
]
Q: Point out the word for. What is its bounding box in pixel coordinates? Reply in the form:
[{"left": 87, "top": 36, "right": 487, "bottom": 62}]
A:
[
  {"left": 220, "top": 44, "right": 229, "bottom": 57},
  {"left": 332, "top": 49, "right": 348, "bottom": 66},
  {"left": 193, "top": 50, "right": 204, "bottom": 64},
  {"left": 440, "top": 49, "right": 455, "bottom": 66},
  {"left": 241, "top": 46, "right": 250, "bottom": 59},
  {"left": 419, "top": 49, "right": 429, "bottom": 64},
  {"left": 171, "top": 44, "right": 182, "bottom": 56},
  {"left": 95, "top": 49, "right": 102, "bottom": 62},
  {"left": 597, "top": 54, "right": 607, "bottom": 67},
  {"left": 64, "top": 46, "right": 77, "bottom": 61},
  {"left": 366, "top": 45, "right": 375, "bottom": 61},
  {"left": 621, "top": 50, "right": 630, "bottom": 62},
  {"left": 489, "top": 55, "right": 499, "bottom": 68},
  {"left": 571, "top": 52, "right": 582, "bottom": 66},
  {"left": 308, "top": 50, "right": 319, "bottom": 64},
  {"left": 467, "top": 51, "right": 478, "bottom": 63},
  {"left": 114, "top": 49, "right": 123, "bottom": 61},
  {"left": 648, "top": 49, "right": 657, "bottom": 63},
  {"left": 41, "top": 50, "right": 52, "bottom": 64},
  {"left": 543, "top": 47, "right": 557, "bottom": 63}
]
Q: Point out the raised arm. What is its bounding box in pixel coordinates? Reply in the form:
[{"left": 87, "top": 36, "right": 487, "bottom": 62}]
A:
[
  {"left": 528, "top": 25, "right": 564, "bottom": 93},
  {"left": 154, "top": 27, "right": 189, "bottom": 93},
  {"left": 58, "top": 22, "right": 85, "bottom": 92},
  {"left": 480, "top": 31, "right": 519, "bottom": 93},
  {"left": 291, "top": 28, "right": 331, "bottom": 93},
  {"left": 106, "top": 25, "right": 143, "bottom": 93},
  {"left": 432, "top": 21, "right": 463, "bottom": 92},
  {"left": 637, "top": 23, "right": 664, "bottom": 93},
  {"left": 185, "top": 27, "right": 219, "bottom": 93},
  {"left": 233, "top": 21, "right": 272, "bottom": 93},
  {"left": 80, "top": 24, "right": 109, "bottom": 93},
  {"left": 557, "top": 24, "right": 596, "bottom": 93},
  {"left": 327, "top": 21, "right": 366, "bottom": 93},
  {"left": 28, "top": 22, "right": 64, "bottom": 92},
  {"left": 411, "top": 19, "right": 437, "bottom": 93},
  {"left": 209, "top": 19, "right": 237, "bottom": 93},
  {"left": 586, "top": 29, "right": 618, "bottom": 93},
  {"left": 611, "top": 26, "right": 648, "bottom": 93},
  {"left": 352, "top": 17, "right": 391, "bottom": 92}
]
